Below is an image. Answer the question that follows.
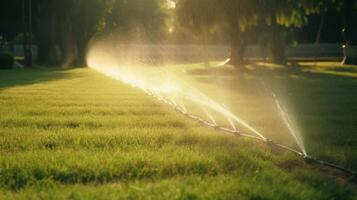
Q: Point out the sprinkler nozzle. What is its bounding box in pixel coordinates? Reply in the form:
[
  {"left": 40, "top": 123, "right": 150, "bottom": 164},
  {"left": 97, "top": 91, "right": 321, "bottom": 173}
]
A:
[
  {"left": 265, "top": 139, "right": 275, "bottom": 145},
  {"left": 303, "top": 155, "right": 321, "bottom": 165}
]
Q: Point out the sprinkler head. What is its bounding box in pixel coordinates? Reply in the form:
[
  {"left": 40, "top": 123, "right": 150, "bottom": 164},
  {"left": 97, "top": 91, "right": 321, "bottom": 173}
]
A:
[
  {"left": 265, "top": 139, "right": 275, "bottom": 146},
  {"left": 303, "top": 155, "right": 320, "bottom": 165}
]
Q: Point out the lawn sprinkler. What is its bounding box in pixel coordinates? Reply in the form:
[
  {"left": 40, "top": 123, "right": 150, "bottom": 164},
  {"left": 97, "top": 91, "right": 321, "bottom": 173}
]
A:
[
  {"left": 87, "top": 49, "right": 357, "bottom": 179},
  {"left": 169, "top": 103, "right": 357, "bottom": 178}
]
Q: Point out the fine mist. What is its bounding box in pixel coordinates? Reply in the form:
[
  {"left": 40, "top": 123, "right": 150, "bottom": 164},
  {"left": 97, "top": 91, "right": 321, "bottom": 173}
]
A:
[{"left": 86, "top": 37, "right": 307, "bottom": 155}]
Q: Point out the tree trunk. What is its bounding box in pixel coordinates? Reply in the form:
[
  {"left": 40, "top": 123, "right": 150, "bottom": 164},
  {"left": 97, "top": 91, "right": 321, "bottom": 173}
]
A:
[
  {"left": 230, "top": 41, "right": 247, "bottom": 65},
  {"left": 72, "top": 19, "right": 91, "bottom": 67},
  {"left": 58, "top": 15, "right": 77, "bottom": 67},
  {"left": 269, "top": 24, "right": 287, "bottom": 65},
  {"left": 22, "top": 0, "right": 29, "bottom": 67},
  {"left": 227, "top": 21, "right": 248, "bottom": 67},
  {"left": 58, "top": 35, "right": 76, "bottom": 67},
  {"left": 75, "top": 40, "right": 87, "bottom": 66},
  {"left": 73, "top": 29, "right": 90, "bottom": 67},
  {"left": 36, "top": 15, "right": 57, "bottom": 66},
  {"left": 35, "top": 0, "right": 58, "bottom": 66},
  {"left": 202, "top": 32, "right": 211, "bottom": 66}
]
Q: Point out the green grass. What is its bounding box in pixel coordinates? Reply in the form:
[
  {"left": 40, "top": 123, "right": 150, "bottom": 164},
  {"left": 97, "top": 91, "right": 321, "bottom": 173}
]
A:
[{"left": 0, "top": 66, "right": 356, "bottom": 199}]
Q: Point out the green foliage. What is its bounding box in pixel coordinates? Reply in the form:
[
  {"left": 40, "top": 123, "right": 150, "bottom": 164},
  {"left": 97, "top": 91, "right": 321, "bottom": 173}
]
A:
[
  {"left": 0, "top": 1, "right": 22, "bottom": 40},
  {"left": 176, "top": 0, "right": 219, "bottom": 34},
  {"left": 32, "top": 0, "right": 110, "bottom": 66},
  {"left": 300, "top": 0, "right": 345, "bottom": 13},
  {"left": 176, "top": 0, "right": 344, "bottom": 32},
  {"left": 175, "top": 0, "right": 348, "bottom": 64},
  {"left": 175, "top": 0, "right": 306, "bottom": 64},
  {"left": 176, "top": 0, "right": 310, "bottom": 34},
  {"left": 104, "top": 0, "right": 167, "bottom": 41},
  {"left": 0, "top": 51, "right": 14, "bottom": 69},
  {"left": 0, "top": 36, "right": 9, "bottom": 51},
  {"left": 61, "top": 0, "right": 110, "bottom": 37},
  {"left": 32, "top": 0, "right": 167, "bottom": 65}
]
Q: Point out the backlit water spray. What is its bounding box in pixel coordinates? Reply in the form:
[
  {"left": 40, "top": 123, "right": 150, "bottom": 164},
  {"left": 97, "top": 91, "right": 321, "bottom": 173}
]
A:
[
  {"left": 261, "top": 81, "right": 307, "bottom": 156},
  {"left": 272, "top": 92, "right": 307, "bottom": 156},
  {"left": 85, "top": 40, "right": 357, "bottom": 177},
  {"left": 87, "top": 40, "right": 308, "bottom": 156}
]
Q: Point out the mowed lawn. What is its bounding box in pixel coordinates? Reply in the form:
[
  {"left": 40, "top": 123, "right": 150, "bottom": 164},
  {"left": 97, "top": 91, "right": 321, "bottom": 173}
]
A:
[{"left": 0, "top": 67, "right": 356, "bottom": 199}]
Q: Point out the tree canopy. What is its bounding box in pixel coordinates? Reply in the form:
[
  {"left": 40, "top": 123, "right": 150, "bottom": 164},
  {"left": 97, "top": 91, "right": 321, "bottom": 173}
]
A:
[
  {"left": 175, "top": 0, "right": 355, "bottom": 64},
  {"left": 8, "top": 0, "right": 165, "bottom": 66},
  {"left": 104, "top": 0, "right": 167, "bottom": 41}
]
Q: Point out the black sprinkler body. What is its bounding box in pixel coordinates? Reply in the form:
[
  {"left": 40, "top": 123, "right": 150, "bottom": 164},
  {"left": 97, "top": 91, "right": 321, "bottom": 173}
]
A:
[{"left": 303, "top": 155, "right": 321, "bottom": 165}]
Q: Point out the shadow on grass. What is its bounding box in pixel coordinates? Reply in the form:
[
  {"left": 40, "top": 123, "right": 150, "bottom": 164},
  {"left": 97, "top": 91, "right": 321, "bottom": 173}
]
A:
[
  {"left": 329, "top": 67, "right": 357, "bottom": 73},
  {"left": 187, "top": 61, "right": 357, "bottom": 79},
  {"left": 0, "top": 68, "right": 79, "bottom": 90}
]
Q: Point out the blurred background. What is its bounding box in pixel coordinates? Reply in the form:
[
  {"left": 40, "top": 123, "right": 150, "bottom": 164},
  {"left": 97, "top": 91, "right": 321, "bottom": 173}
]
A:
[{"left": 0, "top": 0, "right": 356, "bottom": 69}]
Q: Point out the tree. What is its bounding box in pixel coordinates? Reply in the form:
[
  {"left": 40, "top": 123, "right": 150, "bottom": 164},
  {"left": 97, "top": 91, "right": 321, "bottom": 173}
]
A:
[
  {"left": 33, "top": 0, "right": 58, "bottom": 66},
  {"left": 104, "top": 0, "right": 167, "bottom": 42},
  {"left": 29, "top": 0, "right": 168, "bottom": 67},
  {"left": 176, "top": 0, "right": 323, "bottom": 65},
  {"left": 0, "top": 0, "right": 22, "bottom": 40},
  {"left": 299, "top": 0, "right": 357, "bottom": 64},
  {"left": 0, "top": 0, "right": 32, "bottom": 66},
  {"left": 32, "top": 0, "right": 109, "bottom": 66},
  {"left": 57, "top": 0, "right": 109, "bottom": 66}
]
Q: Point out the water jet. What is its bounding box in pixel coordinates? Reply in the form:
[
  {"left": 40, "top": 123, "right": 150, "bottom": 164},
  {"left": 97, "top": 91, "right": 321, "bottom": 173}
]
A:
[{"left": 87, "top": 41, "right": 356, "bottom": 178}]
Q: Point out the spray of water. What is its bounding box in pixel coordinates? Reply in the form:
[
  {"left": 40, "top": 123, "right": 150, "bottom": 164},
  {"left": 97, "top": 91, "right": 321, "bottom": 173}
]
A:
[
  {"left": 87, "top": 40, "right": 308, "bottom": 155},
  {"left": 271, "top": 92, "right": 307, "bottom": 155},
  {"left": 260, "top": 80, "right": 307, "bottom": 156}
]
